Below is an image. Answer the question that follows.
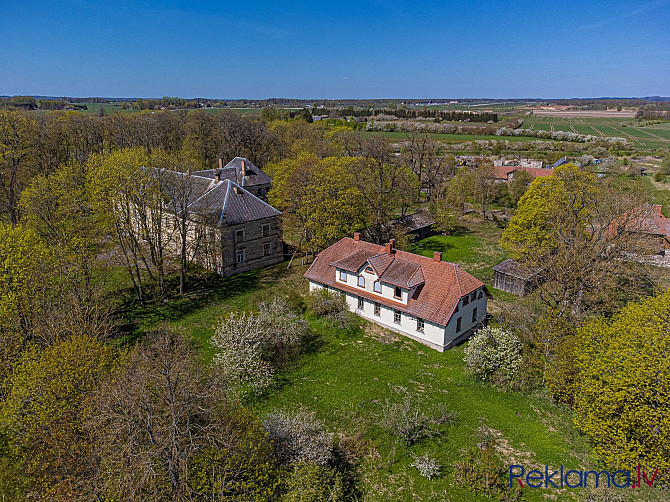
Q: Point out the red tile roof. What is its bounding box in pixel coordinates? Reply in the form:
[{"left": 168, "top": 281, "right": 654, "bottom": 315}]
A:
[
  {"left": 517, "top": 167, "right": 554, "bottom": 179},
  {"left": 494, "top": 166, "right": 515, "bottom": 180},
  {"left": 305, "top": 237, "right": 484, "bottom": 326}
]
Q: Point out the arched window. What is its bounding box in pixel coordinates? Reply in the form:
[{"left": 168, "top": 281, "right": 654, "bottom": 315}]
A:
[
  {"left": 373, "top": 280, "right": 381, "bottom": 293},
  {"left": 358, "top": 276, "right": 365, "bottom": 288}
]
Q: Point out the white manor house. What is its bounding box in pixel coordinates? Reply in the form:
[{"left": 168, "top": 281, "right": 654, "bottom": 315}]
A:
[{"left": 305, "top": 233, "right": 489, "bottom": 351}]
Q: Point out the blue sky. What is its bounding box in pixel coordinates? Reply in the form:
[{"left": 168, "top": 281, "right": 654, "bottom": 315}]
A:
[{"left": 1, "top": 0, "right": 669, "bottom": 98}]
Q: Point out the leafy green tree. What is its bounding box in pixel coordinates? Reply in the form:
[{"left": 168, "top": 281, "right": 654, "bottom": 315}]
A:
[
  {"left": 0, "top": 224, "right": 56, "bottom": 385},
  {"left": 0, "top": 336, "right": 117, "bottom": 501},
  {"left": 269, "top": 153, "right": 364, "bottom": 252},
  {"left": 573, "top": 290, "right": 670, "bottom": 473},
  {"left": 0, "top": 109, "right": 38, "bottom": 224},
  {"left": 280, "top": 462, "right": 344, "bottom": 502}
]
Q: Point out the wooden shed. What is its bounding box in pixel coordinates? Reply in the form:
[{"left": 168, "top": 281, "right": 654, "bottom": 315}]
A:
[
  {"left": 492, "top": 259, "right": 541, "bottom": 296},
  {"left": 388, "top": 210, "right": 437, "bottom": 240}
]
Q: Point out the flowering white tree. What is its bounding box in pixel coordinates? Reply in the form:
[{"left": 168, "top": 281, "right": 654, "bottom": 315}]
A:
[
  {"left": 212, "top": 297, "right": 309, "bottom": 393},
  {"left": 464, "top": 325, "right": 522, "bottom": 388}
]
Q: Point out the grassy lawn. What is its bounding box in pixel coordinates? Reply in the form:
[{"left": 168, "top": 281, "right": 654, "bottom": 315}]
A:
[
  {"left": 410, "top": 219, "right": 508, "bottom": 284},
  {"left": 254, "top": 318, "right": 595, "bottom": 502}
]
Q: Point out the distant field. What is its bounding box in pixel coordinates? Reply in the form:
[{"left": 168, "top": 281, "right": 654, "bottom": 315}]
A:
[
  {"left": 530, "top": 109, "right": 636, "bottom": 118},
  {"left": 372, "top": 131, "right": 557, "bottom": 143},
  {"left": 521, "top": 114, "right": 670, "bottom": 152}
]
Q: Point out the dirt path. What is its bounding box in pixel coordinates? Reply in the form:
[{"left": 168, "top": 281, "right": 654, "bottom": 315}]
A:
[
  {"left": 590, "top": 125, "right": 606, "bottom": 137},
  {"left": 612, "top": 126, "right": 637, "bottom": 143}
]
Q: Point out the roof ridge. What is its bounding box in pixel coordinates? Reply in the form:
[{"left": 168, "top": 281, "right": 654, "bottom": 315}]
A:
[{"left": 218, "top": 181, "right": 232, "bottom": 226}]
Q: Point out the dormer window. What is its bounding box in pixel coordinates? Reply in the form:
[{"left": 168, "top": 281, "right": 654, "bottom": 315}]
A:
[
  {"left": 373, "top": 280, "right": 381, "bottom": 293},
  {"left": 364, "top": 266, "right": 373, "bottom": 274},
  {"left": 394, "top": 286, "right": 402, "bottom": 299},
  {"left": 339, "top": 270, "right": 346, "bottom": 282},
  {"left": 358, "top": 276, "right": 365, "bottom": 288}
]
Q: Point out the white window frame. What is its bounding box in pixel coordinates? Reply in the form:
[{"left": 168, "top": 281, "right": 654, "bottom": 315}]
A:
[
  {"left": 374, "top": 302, "right": 381, "bottom": 316},
  {"left": 417, "top": 318, "right": 424, "bottom": 332},
  {"left": 358, "top": 276, "right": 365, "bottom": 288},
  {"left": 394, "top": 310, "right": 401, "bottom": 325},
  {"left": 357, "top": 297, "right": 364, "bottom": 310},
  {"left": 236, "top": 249, "right": 245, "bottom": 263},
  {"left": 339, "top": 270, "right": 347, "bottom": 282},
  {"left": 373, "top": 280, "right": 382, "bottom": 293}
]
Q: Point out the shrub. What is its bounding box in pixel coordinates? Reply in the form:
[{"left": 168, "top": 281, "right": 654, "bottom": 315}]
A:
[
  {"left": 264, "top": 409, "right": 333, "bottom": 467},
  {"left": 654, "top": 171, "right": 666, "bottom": 182},
  {"left": 453, "top": 445, "right": 521, "bottom": 501},
  {"left": 307, "top": 288, "right": 358, "bottom": 330},
  {"left": 464, "top": 326, "right": 522, "bottom": 388},
  {"left": 280, "top": 462, "right": 344, "bottom": 502},
  {"left": 380, "top": 394, "right": 456, "bottom": 447},
  {"left": 411, "top": 453, "right": 441, "bottom": 479},
  {"left": 212, "top": 297, "right": 310, "bottom": 393}
]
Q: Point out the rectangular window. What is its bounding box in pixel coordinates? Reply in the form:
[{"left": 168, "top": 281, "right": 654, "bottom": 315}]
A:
[
  {"left": 339, "top": 270, "right": 347, "bottom": 282},
  {"left": 374, "top": 302, "right": 380, "bottom": 316},
  {"left": 373, "top": 281, "right": 381, "bottom": 293},
  {"left": 456, "top": 316, "right": 462, "bottom": 332},
  {"left": 472, "top": 307, "right": 478, "bottom": 323},
  {"left": 357, "top": 297, "right": 364, "bottom": 310},
  {"left": 263, "top": 242, "right": 271, "bottom": 256},
  {"left": 462, "top": 296, "right": 469, "bottom": 307},
  {"left": 236, "top": 249, "right": 245, "bottom": 263},
  {"left": 235, "top": 229, "right": 244, "bottom": 243},
  {"left": 262, "top": 223, "right": 270, "bottom": 237},
  {"left": 470, "top": 291, "right": 477, "bottom": 302},
  {"left": 394, "top": 310, "right": 401, "bottom": 324},
  {"left": 358, "top": 276, "right": 365, "bottom": 288},
  {"left": 417, "top": 318, "right": 424, "bottom": 332},
  {"left": 394, "top": 286, "right": 402, "bottom": 299}
]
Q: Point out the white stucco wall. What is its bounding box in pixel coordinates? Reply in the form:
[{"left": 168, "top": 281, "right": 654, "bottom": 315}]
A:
[{"left": 309, "top": 280, "right": 488, "bottom": 351}]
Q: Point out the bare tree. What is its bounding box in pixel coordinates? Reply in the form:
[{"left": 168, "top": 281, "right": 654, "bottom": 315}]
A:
[{"left": 88, "top": 327, "right": 278, "bottom": 501}]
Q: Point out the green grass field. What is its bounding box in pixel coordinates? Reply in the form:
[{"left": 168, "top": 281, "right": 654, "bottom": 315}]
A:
[{"left": 521, "top": 115, "right": 670, "bottom": 152}]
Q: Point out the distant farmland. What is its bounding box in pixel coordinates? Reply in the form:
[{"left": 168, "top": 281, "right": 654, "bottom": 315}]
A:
[{"left": 521, "top": 114, "right": 670, "bottom": 151}]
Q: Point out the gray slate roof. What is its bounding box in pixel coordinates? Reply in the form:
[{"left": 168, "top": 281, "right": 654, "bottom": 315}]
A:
[
  {"left": 193, "top": 157, "right": 272, "bottom": 188},
  {"left": 154, "top": 168, "right": 280, "bottom": 226}
]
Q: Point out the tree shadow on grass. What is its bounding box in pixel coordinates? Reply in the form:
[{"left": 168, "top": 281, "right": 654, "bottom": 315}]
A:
[{"left": 113, "top": 264, "right": 293, "bottom": 344}]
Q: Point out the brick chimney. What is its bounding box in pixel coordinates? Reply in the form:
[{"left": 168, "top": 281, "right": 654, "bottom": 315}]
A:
[
  {"left": 353, "top": 232, "right": 360, "bottom": 242},
  {"left": 218, "top": 158, "right": 223, "bottom": 169},
  {"left": 433, "top": 251, "right": 442, "bottom": 262},
  {"left": 389, "top": 239, "right": 396, "bottom": 249},
  {"left": 241, "top": 159, "right": 246, "bottom": 177},
  {"left": 385, "top": 240, "right": 396, "bottom": 255}
]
